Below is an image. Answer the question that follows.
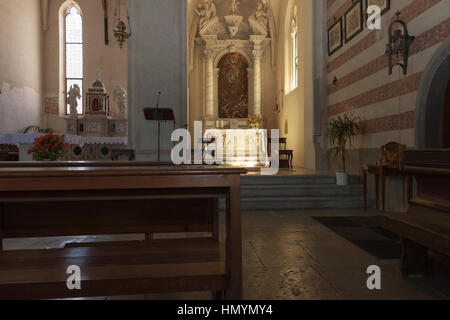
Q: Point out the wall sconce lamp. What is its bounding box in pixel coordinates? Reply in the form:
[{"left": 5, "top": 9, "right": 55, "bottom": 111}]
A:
[{"left": 385, "top": 11, "right": 415, "bottom": 75}]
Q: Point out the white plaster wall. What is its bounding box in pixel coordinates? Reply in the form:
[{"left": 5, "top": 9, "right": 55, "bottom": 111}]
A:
[
  {"left": 0, "top": 0, "right": 43, "bottom": 133},
  {"left": 275, "top": 0, "right": 328, "bottom": 170},
  {"left": 128, "top": 0, "right": 187, "bottom": 160},
  {"left": 275, "top": 0, "right": 306, "bottom": 168},
  {"left": 43, "top": 0, "right": 128, "bottom": 131}
]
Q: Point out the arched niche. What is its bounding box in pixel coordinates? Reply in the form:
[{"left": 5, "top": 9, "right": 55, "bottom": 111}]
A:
[
  {"left": 217, "top": 53, "right": 250, "bottom": 119},
  {"left": 214, "top": 48, "right": 254, "bottom": 69},
  {"left": 415, "top": 38, "right": 450, "bottom": 148}
]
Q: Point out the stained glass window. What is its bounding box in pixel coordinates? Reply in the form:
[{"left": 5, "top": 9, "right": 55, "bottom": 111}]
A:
[{"left": 65, "top": 6, "right": 83, "bottom": 115}]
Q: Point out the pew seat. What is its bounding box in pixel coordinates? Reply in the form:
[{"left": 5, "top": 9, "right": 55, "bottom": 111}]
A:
[{"left": 0, "top": 238, "right": 226, "bottom": 300}]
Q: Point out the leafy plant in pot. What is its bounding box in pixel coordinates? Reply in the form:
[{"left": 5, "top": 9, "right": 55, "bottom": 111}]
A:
[{"left": 329, "top": 114, "right": 361, "bottom": 186}]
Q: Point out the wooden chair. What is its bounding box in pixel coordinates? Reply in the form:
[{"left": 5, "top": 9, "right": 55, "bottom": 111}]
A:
[
  {"left": 268, "top": 138, "right": 294, "bottom": 169},
  {"left": 362, "top": 142, "right": 409, "bottom": 210},
  {"left": 23, "top": 126, "right": 41, "bottom": 134},
  {"left": 379, "top": 141, "right": 406, "bottom": 166}
]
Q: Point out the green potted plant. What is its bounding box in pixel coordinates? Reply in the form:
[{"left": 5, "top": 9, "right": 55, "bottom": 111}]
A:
[{"left": 329, "top": 114, "right": 360, "bottom": 186}]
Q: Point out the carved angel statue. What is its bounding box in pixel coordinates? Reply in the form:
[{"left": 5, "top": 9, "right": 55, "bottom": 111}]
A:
[
  {"left": 195, "top": 0, "right": 217, "bottom": 31},
  {"left": 113, "top": 86, "right": 128, "bottom": 119},
  {"left": 250, "top": 0, "right": 269, "bottom": 32},
  {"left": 230, "top": 0, "right": 240, "bottom": 14},
  {"left": 66, "top": 84, "right": 81, "bottom": 118}
]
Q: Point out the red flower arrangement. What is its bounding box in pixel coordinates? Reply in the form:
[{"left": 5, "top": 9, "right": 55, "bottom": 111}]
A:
[{"left": 27, "top": 132, "right": 70, "bottom": 161}]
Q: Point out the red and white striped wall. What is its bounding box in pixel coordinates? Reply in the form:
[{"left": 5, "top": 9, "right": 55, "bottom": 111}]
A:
[{"left": 327, "top": 0, "right": 450, "bottom": 150}]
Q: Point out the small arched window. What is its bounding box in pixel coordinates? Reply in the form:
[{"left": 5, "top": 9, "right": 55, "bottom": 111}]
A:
[
  {"left": 290, "top": 5, "right": 299, "bottom": 91},
  {"left": 65, "top": 6, "right": 83, "bottom": 115}
]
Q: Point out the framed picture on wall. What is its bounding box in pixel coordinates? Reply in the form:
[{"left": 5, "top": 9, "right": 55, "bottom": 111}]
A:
[
  {"left": 366, "top": 0, "right": 391, "bottom": 16},
  {"left": 345, "top": 0, "right": 364, "bottom": 43},
  {"left": 328, "top": 18, "right": 343, "bottom": 56}
]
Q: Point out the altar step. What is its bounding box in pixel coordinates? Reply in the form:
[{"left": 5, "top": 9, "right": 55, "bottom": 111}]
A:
[
  {"left": 240, "top": 195, "right": 367, "bottom": 211},
  {"left": 241, "top": 174, "right": 361, "bottom": 186},
  {"left": 221, "top": 173, "right": 372, "bottom": 211},
  {"left": 241, "top": 184, "right": 364, "bottom": 198}
]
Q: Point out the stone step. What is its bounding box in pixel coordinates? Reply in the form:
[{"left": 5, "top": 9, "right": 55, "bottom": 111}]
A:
[
  {"left": 240, "top": 196, "right": 368, "bottom": 211},
  {"left": 241, "top": 174, "right": 360, "bottom": 186},
  {"left": 241, "top": 184, "right": 363, "bottom": 198},
  {"left": 219, "top": 196, "right": 373, "bottom": 211}
]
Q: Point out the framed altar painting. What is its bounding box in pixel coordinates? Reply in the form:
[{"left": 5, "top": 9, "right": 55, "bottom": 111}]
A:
[
  {"left": 328, "top": 18, "right": 343, "bottom": 56},
  {"left": 366, "top": 0, "right": 390, "bottom": 16},
  {"left": 345, "top": 0, "right": 363, "bottom": 43}
]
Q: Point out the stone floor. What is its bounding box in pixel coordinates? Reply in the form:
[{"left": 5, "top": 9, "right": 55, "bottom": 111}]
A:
[{"left": 4, "top": 209, "right": 450, "bottom": 300}]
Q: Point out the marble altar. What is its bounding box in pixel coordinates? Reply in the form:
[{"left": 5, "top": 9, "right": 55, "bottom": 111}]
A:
[
  {"left": 0, "top": 134, "right": 128, "bottom": 161},
  {"left": 204, "top": 129, "right": 269, "bottom": 167}
]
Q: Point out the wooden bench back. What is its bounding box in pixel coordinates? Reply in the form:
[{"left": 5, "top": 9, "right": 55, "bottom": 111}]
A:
[
  {"left": 0, "top": 163, "right": 228, "bottom": 240},
  {"left": 1, "top": 197, "right": 218, "bottom": 239}
]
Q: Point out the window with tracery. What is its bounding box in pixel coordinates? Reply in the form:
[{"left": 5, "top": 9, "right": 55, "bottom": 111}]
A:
[{"left": 65, "top": 6, "right": 83, "bottom": 114}]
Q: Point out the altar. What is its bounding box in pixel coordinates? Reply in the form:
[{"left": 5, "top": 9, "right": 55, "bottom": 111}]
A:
[
  {"left": 190, "top": 0, "right": 275, "bottom": 168},
  {"left": 204, "top": 129, "right": 269, "bottom": 167},
  {"left": 0, "top": 134, "right": 128, "bottom": 161}
]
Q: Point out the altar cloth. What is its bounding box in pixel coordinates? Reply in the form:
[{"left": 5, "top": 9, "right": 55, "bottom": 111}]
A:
[{"left": 0, "top": 134, "right": 128, "bottom": 147}]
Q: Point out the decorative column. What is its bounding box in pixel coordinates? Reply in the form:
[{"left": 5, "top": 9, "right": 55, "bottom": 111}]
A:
[
  {"left": 252, "top": 49, "right": 264, "bottom": 116},
  {"left": 204, "top": 49, "right": 216, "bottom": 118}
]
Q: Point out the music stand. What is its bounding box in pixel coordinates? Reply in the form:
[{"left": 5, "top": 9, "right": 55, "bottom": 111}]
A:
[{"left": 143, "top": 99, "right": 175, "bottom": 161}]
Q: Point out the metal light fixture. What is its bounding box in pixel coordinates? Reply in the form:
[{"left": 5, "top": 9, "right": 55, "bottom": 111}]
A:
[
  {"left": 113, "top": 0, "right": 131, "bottom": 49},
  {"left": 385, "top": 11, "right": 415, "bottom": 75}
]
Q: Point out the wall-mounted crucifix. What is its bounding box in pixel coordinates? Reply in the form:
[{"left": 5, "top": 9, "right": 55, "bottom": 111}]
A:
[{"left": 102, "top": 0, "right": 109, "bottom": 45}]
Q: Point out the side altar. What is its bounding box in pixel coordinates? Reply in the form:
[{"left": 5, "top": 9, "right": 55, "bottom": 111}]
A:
[
  {"left": 62, "top": 76, "right": 129, "bottom": 160},
  {"left": 66, "top": 77, "right": 128, "bottom": 138},
  {"left": 0, "top": 134, "right": 128, "bottom": 161}
]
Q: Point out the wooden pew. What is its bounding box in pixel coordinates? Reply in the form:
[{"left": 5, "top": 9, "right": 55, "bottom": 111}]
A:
[
  {"left": 0, "top": 163, "right": 246, "bottom": 300},
  {"left": 380, "top": 150, "right": 450, "bottom": 280},
  {"left": 0, "top": 145, "right": 19, "bottom": 162}
]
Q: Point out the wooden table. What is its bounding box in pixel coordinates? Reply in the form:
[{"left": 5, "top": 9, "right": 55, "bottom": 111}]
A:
[
  {"left": 362, "top": 164, "right": 411, "bottom": 211},
  {"left": 0, "top": 163, "right": 246, "bottom": 300}
]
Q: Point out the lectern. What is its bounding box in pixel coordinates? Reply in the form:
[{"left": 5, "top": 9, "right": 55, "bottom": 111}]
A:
[{"left": 143, "top": 92, "right": 176, "bottom": 161}]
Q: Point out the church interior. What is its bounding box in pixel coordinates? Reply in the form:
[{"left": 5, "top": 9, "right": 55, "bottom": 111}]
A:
[{"left": 0, "top": 0, "right": 449, "bottom": 301}]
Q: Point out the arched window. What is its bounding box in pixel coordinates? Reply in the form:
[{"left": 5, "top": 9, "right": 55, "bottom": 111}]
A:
[
  {"left": 64, "top": 6, "right": 83, "bottom": 115},
  {"left": 290, "top": 5, "right": 299, "bottom": 91}
]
